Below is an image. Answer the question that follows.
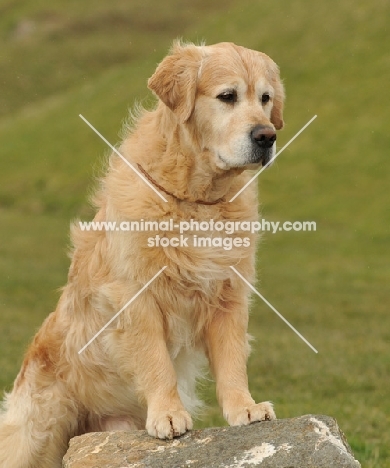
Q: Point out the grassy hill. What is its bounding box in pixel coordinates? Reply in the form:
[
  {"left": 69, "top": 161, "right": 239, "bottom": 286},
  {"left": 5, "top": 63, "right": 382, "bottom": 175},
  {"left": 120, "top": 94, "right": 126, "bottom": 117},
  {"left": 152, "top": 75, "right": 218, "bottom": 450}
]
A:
[{"left": 0, "top": 0, "right": 389, "bottom": 466}]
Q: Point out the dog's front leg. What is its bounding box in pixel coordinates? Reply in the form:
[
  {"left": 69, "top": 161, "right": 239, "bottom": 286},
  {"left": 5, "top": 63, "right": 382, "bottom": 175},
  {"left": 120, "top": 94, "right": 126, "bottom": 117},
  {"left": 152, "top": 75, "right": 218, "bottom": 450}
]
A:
[
  {"left": 114, "top": 293, "right": 192, "bottom": 439},
  {"left": 205, "top": 302, "right": 276, "bottom": 426}
]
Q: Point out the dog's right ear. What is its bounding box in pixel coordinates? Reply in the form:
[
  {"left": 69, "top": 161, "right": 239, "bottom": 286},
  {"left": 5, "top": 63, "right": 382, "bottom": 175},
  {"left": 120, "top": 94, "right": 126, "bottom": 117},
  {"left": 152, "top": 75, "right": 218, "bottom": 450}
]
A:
[{"left": 148, "top": 42, "right": 203, "bottom": 123}]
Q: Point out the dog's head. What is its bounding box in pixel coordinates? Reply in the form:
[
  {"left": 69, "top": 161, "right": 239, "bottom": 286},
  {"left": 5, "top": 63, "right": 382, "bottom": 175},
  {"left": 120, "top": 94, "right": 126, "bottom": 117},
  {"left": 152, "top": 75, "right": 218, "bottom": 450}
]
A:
[{"left": 148, "top": 41, "right": 284, "bottom": 170}]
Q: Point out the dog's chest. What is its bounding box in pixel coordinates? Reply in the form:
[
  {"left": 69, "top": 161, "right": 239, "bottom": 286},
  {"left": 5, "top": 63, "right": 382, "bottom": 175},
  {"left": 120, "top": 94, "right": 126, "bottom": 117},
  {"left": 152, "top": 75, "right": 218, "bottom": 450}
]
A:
[{"left": 162, "top": 279, "right": 222, "bottom": 348}]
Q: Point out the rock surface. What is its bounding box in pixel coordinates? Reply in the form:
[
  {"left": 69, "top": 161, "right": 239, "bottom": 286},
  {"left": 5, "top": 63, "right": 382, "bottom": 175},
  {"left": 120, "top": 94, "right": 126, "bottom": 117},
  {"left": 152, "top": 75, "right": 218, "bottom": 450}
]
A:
[{"left": 62, "top": 414, "right": 361, "bottom": 468}]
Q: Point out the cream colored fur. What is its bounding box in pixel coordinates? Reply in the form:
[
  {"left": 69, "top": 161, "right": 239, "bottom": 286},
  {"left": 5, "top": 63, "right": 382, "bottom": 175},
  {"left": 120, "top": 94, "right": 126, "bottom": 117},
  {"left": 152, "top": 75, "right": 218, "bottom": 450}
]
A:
[{"left": 0, "top": 41, "right": 284, "bottom": 467}]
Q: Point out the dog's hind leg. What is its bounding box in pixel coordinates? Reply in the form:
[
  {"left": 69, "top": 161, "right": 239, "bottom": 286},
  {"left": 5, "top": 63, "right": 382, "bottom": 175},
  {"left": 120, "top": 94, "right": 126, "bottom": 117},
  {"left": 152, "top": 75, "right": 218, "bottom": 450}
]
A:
[
  {"left": 0, "top": 378, "right": 79, "bottom": 468},
  {"left": 88, "top": 415, "right": 141, "bottom": 432}
]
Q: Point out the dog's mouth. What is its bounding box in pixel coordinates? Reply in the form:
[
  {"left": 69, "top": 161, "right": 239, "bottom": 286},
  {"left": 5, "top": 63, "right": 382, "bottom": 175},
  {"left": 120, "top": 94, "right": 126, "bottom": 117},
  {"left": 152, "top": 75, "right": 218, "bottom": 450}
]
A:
[
  {"left": 216, "top": 145, "right": 275, "bottom": 170},
  {"left": 217, "top": 154, "right": 269, "bottom": 170},
  {"left": 251, "top": 148, "right": 273, "bottom": 167}
]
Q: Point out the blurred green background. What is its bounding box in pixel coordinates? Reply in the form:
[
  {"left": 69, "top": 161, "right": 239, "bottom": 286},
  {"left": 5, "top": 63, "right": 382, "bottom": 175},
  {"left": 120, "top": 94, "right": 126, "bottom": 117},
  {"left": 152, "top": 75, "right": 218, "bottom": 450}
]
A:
[{"left": 0, "top": 0, "right": 389, "bottom": 466}]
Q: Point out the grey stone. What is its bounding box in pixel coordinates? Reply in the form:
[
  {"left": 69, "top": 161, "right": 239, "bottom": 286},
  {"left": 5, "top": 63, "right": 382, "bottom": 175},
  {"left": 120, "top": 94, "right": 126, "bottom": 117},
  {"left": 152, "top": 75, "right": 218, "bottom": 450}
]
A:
[{"left": 62, "top": 414, "right": 361, "bottom": 468}]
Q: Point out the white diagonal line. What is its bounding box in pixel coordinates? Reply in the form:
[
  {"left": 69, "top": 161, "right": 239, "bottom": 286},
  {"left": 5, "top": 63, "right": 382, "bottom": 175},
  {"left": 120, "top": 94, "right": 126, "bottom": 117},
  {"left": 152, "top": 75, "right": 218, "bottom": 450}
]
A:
[
  {"left": 78, "top": 266, "right": 167, "bottom": 354},
  {"left": 79, "top": 114, "right": 168, "bottom": 202},
  {"left": 229, "top": 115, "right": 317, "bottom": 202},
  {"left": 230, "top": 266, "right": 318, "bottom": 353}
]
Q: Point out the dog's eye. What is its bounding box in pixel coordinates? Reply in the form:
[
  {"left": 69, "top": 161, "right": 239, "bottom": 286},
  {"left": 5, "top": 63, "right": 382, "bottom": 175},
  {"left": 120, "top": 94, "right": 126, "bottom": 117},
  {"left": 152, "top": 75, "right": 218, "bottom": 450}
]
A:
[
  {"left": 261, "top": 93, "right": 271, "bottom": 104},
  {"left": 217, "top": 90, "right": 237, "bottom": 104}
]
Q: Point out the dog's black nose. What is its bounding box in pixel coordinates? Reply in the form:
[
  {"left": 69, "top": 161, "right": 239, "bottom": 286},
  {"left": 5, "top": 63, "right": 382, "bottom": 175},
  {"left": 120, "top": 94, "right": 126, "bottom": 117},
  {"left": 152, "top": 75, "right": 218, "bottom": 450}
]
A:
[{"left": 251, "top": 125, "right": 277, "bottom": 149}]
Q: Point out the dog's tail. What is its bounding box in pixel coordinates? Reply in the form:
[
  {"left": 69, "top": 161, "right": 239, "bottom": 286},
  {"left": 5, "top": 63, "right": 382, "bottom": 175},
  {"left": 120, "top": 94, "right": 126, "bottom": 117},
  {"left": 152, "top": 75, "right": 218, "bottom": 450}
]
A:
[{"left": 0, "top": 380, "right": 78, "bottom": 468}]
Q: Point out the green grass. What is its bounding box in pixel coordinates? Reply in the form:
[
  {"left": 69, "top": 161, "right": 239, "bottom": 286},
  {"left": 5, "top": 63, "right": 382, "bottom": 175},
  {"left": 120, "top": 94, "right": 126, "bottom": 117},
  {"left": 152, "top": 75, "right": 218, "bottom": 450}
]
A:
[{"left": 1, "top": 0, "right": 389, "bottom": 466}]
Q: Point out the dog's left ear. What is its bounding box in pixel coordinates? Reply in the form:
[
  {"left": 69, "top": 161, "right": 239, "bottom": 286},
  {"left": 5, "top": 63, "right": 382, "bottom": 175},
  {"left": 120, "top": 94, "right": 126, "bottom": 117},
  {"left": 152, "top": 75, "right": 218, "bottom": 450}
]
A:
[
  {"left": 148, "top": 42, "right": 203, "bottom": 123},
  {"left": 269, "top": 63, "right": 285, "bottom": 130}
]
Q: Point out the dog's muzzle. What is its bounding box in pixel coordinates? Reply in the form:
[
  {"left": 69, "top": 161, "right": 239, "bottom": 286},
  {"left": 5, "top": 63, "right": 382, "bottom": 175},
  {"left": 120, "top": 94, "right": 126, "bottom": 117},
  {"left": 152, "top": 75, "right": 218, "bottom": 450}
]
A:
[{"left": 250, "top": 125, "right": 276, "bottom": 166}]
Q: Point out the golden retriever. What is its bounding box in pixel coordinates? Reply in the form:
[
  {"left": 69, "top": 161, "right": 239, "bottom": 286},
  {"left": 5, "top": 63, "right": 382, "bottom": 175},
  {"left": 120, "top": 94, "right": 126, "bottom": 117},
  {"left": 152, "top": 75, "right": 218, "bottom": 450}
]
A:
[{"left": 0, "top": 41, "right": 284, "bottom": 467}]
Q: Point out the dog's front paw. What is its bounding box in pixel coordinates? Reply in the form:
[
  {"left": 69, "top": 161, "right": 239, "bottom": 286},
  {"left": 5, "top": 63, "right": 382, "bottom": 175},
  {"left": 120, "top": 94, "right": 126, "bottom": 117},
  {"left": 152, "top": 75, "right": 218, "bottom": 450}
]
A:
[
  {"left": 146, "top": 409, "right": 193, "bottom": 439},
  {"left": 225, "top": 401, "right": 276, "bottom": 426}
]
